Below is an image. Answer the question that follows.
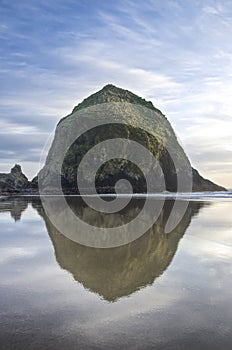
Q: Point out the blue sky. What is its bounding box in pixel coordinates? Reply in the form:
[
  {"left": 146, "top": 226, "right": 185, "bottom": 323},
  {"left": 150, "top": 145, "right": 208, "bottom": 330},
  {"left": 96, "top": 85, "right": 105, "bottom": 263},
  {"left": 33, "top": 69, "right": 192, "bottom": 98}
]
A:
[{"left": 0, "top": 0, "right": 232, "bottom": 187}]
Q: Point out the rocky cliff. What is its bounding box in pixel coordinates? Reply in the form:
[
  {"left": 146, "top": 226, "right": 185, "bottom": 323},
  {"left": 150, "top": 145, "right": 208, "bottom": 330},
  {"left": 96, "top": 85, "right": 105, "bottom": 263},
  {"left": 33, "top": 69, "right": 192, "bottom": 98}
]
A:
[
  {"left": 0, "top": 85, "right": 226, "bottom": 194},
  {"left": 38, "top": 84, "right": 226, "bottom": 193},
  {"left": 0, "top": 164, "right": 29, "bottom": 194}
]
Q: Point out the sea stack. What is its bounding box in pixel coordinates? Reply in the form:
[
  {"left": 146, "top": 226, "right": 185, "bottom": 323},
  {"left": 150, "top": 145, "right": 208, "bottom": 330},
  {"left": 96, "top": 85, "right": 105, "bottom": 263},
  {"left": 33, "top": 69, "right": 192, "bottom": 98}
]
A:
[
  {"left": 38, "top": 84, "right": 226, "bottom": 194},
  {"left": 0, "top": 164, "right": 29, "bottom": 194}
]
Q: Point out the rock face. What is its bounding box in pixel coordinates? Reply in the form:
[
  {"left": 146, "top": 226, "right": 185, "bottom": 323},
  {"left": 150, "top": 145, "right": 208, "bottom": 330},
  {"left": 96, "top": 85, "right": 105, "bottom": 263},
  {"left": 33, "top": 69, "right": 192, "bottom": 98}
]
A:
[
  {"left": 38, "top": 84, "right": 226, "bottom": 193},
  {"left": 0, "top": 85, "right": 226, "bottom": 194},
  {"left": 0, "top": 164, "right": 29, "bottom": 194}
]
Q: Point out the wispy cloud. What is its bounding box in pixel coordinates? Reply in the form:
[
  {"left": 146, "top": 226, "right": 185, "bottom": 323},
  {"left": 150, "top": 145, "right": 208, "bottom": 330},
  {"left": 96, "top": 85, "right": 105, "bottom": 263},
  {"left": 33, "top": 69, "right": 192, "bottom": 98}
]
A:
[{"left": 0, "top": 0, "right": 232, "bottom": 186}]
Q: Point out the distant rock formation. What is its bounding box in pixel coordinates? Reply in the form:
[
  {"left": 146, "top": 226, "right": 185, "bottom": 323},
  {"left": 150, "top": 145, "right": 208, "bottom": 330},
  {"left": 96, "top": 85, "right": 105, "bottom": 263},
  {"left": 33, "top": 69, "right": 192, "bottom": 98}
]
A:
[{"left": 0, "top": 164, "right": 29, "bottom": 194}]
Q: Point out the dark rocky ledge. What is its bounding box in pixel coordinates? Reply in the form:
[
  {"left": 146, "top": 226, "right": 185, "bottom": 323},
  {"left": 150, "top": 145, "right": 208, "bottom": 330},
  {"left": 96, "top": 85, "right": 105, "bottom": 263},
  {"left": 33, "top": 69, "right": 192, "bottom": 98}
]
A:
[{"left": 0, "top": 164, "right": 226, "bottom": 195}]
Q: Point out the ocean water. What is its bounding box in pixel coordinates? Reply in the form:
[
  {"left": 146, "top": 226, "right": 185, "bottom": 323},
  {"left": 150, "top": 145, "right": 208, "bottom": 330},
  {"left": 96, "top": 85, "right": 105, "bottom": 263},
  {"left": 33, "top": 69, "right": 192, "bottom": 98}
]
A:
[{"left": 0, "top": 195, "right": 232, "bottom": 349}]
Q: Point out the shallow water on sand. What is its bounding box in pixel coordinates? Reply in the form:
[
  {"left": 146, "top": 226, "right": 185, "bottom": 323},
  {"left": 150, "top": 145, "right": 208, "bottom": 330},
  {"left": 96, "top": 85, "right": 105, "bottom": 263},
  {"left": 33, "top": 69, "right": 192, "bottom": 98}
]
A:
[{"left": 0, "top": 195, "right": 232, "bottom": 349}]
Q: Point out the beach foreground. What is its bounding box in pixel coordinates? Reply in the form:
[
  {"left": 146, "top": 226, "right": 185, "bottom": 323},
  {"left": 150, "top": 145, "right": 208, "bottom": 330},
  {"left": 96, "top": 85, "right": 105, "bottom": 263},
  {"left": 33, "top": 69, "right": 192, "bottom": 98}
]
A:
[{"left": 0, "top": 194, "right": 231, "bottom": 349}]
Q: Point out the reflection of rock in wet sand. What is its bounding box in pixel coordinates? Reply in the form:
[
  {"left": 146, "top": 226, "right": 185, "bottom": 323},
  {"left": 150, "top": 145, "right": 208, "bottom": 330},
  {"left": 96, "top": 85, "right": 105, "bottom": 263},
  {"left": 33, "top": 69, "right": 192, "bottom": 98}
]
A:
[
  {"left": 0, "top": 196, "right": 28, "bottom": 221},
  {"left": 39, "top": 197, "right": 205, "bottom": 302},
  {"left": 0, "top": 196, "right": 206, "bottom": 301}
]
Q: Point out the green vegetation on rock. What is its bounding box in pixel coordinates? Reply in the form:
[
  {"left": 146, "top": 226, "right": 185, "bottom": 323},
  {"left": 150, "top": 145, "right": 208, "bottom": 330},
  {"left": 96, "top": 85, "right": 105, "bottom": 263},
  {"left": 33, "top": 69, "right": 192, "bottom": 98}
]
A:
[
  {"left": 0, "top": 85, "right": 226, "bottom": 194},
  {"left": 39, "top": 84, "right": 225, "bottom": 193}
]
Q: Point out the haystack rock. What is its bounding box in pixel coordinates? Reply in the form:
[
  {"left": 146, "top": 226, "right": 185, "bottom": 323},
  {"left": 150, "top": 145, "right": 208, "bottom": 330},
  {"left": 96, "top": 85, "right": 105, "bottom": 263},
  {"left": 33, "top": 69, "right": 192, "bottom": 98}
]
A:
[{"left": 38, "top": 84, "right": 225, "bottom": 194}]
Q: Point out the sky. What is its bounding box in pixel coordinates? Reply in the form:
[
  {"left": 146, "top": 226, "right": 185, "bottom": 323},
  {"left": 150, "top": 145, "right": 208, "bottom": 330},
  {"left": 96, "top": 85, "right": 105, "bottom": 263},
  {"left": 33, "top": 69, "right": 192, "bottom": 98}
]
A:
[{"left": 0, "top": 0, "right": 232, "bottom": 187}]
